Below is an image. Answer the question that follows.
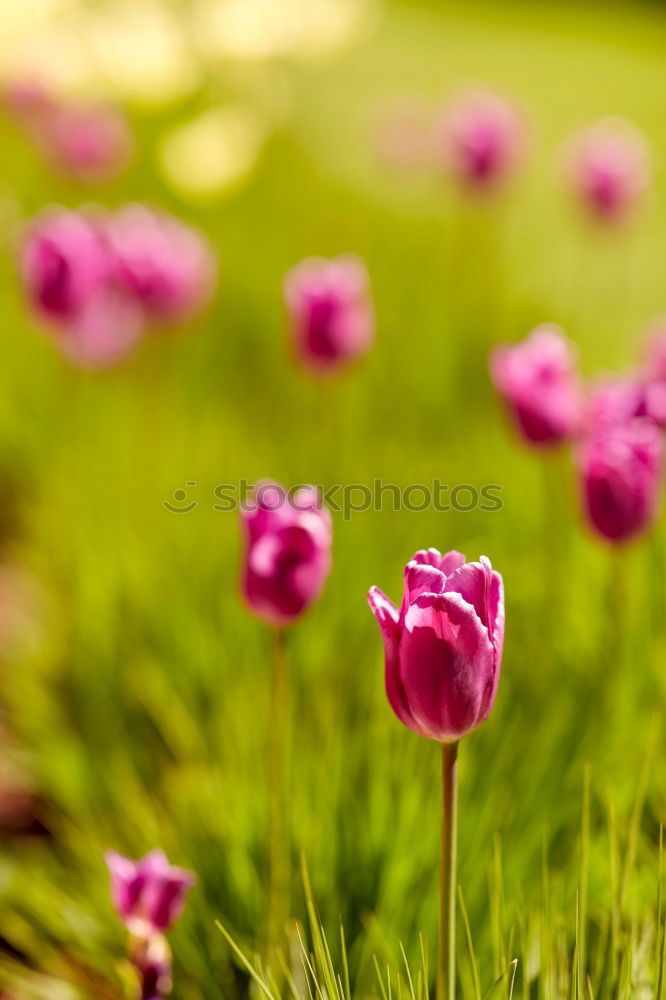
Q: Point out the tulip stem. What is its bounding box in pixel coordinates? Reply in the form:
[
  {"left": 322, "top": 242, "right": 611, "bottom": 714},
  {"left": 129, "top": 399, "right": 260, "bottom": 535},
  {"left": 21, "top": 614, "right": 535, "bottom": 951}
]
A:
[
  {"left": 438, "top": 741, "right": 459, "bottom": 1000},
  {"left": 266, "top": 627, "right": 289, "bottom": 959}
]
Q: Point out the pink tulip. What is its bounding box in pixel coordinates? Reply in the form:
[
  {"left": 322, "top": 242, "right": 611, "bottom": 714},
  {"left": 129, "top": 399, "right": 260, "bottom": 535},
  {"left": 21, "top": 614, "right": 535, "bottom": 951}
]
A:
[
  {"left": 490, "top": 325, "right": 581, "bottom": 447},
  {"left": 240, "top": 482, "right": 332, "bottom": 627},
  {"left": 284, "top": 256, "right": 374, "bottom": 376},
  {"left": 105, "top": 205, "right": 216, "bottom": 327},
  {"left": 21, "top": 210, "right": 111, "bottom": 322},
  {"left": 39, "top": 103, "right": 132, "bottom": 184},
  {"left": 642, "top": 324, "right": 666, "bottom": 428},
  {"left": 579, "top": 417, "right": 663, "bottom": 543},
  {"left": 105, "top": 849, "right": 195, "bottom": 938},
  {"left": 21, "top": 209, "right": 143, "bottom": 369},
  {"left": 567, "top": 119, "right": 650, "bottom": 223},
  {"left": 368, "top": 549, "right": 504, "bottom": 743},
  {"left": 4, "top": 77, "right": 55, "bottom": 122},
  {"left": 4, "top": 78, "right": 131, "bottom": 184},
  {"left": 586, "top": 373, "right": 656, "bottom": 428},
  {"left": 434, "top": 90, "right": 525, "bottom": 191}
]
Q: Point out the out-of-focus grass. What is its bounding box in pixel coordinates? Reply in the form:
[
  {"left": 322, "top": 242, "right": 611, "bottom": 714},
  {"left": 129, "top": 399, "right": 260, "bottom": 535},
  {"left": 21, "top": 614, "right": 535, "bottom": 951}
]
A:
[{"left": 1, "top": 1, "right": 666, "bottom": 997}]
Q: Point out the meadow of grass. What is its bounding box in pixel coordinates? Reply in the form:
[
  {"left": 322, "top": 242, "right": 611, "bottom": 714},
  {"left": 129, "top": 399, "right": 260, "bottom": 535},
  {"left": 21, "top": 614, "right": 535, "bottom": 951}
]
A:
[{"left": 2, "top": 1, "right": 666, "bottom": 997}]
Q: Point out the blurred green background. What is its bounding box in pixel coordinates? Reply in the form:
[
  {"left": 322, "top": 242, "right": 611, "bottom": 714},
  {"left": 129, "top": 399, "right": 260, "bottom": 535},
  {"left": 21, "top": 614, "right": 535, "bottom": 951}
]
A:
[{"left": 1, "top": 0, "right": 666, "bottom": 997}]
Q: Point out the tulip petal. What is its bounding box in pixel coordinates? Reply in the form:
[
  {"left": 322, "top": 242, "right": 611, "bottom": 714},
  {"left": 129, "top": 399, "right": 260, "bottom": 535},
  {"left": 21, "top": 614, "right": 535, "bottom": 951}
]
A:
[
  {"left": 403, "top": 561, "right": 446, "bottom": 605},
  {"left": 440, "top": 550, "right": 467, "bottom": 576},
  {"left": 488, "top": 567, "right": 505, "bottom": 663},
  {"left": 400, "top": 592, "right": 495, "bottom": 741},
  {"left": 368, "top": 586, "right": 417, "bottom": 731},
  {"left": 443, "top": 559, "right": 494, "bottom": 633},
  {"left": 410, "top": 547, "right": 444, "bottom": 567}
]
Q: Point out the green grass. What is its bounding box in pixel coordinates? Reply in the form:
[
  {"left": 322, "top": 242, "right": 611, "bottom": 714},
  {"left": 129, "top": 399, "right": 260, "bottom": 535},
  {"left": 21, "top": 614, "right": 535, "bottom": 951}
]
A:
[{"left": 2, "top": 1, "right": 666, "bottom": 997}]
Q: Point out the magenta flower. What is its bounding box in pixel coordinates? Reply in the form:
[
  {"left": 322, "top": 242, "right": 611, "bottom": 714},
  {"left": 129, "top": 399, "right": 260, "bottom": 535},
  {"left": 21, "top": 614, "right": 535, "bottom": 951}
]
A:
[
  {"left": 490, "top": 325, "right": 581, "bottom": 447},
  {"left": 4, "top": 77, "right": 55, "bottom": 122},
  {"left": 21, "top": 210, "right": 111, "bottom": 322},
  {"left": 21, "top": 209, "right": 143, "bottom": 369},
  {"left": 106, "top": 205, "right": 216, "bottom": 327},
  {"left": 567, "top": 119, "right": 650, "bottom": 223},
  {"left": 434, "top": 90, "right": 525, "bottom": 192},
  {"left": 105, "top": 849, "right": 195, "bottom": 938},
  {"left": 641, "top": 324, "right": 666, "bottom": 428},
  {"left": 4, "top": 78, "right": 130, "bottom": 184},
  {"left": 40, "top": 103, "right": 132, "bottom": 184},
  {"left": 579, "top": 417, "right": 663, "bottom": 544},
  {"left": 368, "top": 549, "right": 504, "bottom": 743},
  {"left": 284, "top": 256, "right": 374, "bottom": 376},
  {"left": 240, "top": 482, "right": 332, "bottom": 627}
]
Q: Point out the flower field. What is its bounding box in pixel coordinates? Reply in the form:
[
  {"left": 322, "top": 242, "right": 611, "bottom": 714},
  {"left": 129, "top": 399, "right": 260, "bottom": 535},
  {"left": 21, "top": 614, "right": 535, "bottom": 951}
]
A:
[{"left": 1, "top": 1, "right": 666, "bottom": 998}]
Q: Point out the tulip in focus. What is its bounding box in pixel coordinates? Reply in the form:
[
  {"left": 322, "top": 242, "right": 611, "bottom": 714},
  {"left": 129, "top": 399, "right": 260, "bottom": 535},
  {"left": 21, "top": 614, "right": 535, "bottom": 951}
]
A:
[
  {"left": 490, "top": 325, "right": 581, "bottom": 447},
  {"left": 106, "top": 205, "right": 216, "bottom": 326},
  {"left": 368, "top": 548, "right": 504, "bottom": 742},
  {"left": 368, "top": 547, "right": 504, "bottom": 1000},
  {"left": 579, "top": 417, "right": 663, "bottom": 543},
  {"left": 567, "top": 119, "right": 650, "bottom": 223},
  {"left": 434, "top": 90, "right": 525, "bottom": 192},
  {"left": 284, "top": 256, "right": 374, "bottom": 376},
  {"left": 105, "top": 849, "right": 196, "bottom": 938},
  {"left": 240, "top": 482, "right": 332, "bottom": 627}
]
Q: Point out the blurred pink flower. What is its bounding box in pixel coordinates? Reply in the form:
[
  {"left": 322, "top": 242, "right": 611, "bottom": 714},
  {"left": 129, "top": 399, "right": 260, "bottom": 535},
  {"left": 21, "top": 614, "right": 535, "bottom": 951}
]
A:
[
  {"left": 39, "top": 103, "right": 132, "bottom": 184},
  {"left": 642, "top": 322, "right": 666, "bottom": 427},
  {"left": 3, "top": 77, "right": 55, "bottom": 122},
  {"left": 585, "top": 374, "right": 652, "bottom": 427},
  {"left": 4, "top": 77, "right": 131, "bottom": 184},
  {"left": 22, "top": 209, "right": 111, "bottom": 321},
  {"left": 284, "top": 256, "right": 374, "bottom": 376},
  {"left": 106, "top": 205, "right": 216, "bottom": 326},
  {"left": 106, "top": 849, "right": 195, "bottom": 938},
  {"left": 368, "top": 549, "right": 504, "bottom": 743},
  {"left": 490, "top": 325, "right": 581, "bottom": 447},
  {"left": 21, "top": 208, "right": 143, "bottom": 369},
  {"left": 240, "top": 482, "right": 332, "bottom": 627},
  {"left": 578, "top": 417, "right": 663, "bottom": 543},
  {"left": 567, "top": 119, "right": 650, "bottom": 223},
  {"left": 434, "top": 90, "right": 525, "bottom": 192}
]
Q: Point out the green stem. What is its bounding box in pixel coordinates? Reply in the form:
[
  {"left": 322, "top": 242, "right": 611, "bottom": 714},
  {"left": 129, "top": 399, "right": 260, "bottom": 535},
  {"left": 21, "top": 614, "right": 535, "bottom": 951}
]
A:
[
  {"left": 438, "top": 741, "right": 459, "bottom": 1000},
  {"left": 266, "top": 627, "right": 289, "bottom": 956}
]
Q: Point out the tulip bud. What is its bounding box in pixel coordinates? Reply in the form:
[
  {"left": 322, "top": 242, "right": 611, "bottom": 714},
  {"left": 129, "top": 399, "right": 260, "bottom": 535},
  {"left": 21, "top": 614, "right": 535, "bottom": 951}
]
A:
[
  {"left": 578, "top": 417, "right": 663, "bottom": 543},
  {"left": 566, "top": 119, "right": 650, "bottom": 223},
  {"left": 105, "top": 850, "right": 196, "bottom": 938},
  {"left": 284, "top": 256, "right": 374, "bottom": 376},
  {"left": 434, "top": 90, "right": 525, "bottom": 192},
  {"left": 105, "top": 205, "right": 216, "bottom": 326},
  {"left": 368, "top": 549, "right": 504, "bottom": 743},
  {"left": 240, "top": 482, "right": 332, "bottom": 627},
  {"left": 490, "top": 325, "right": 581, "bottom": 447}
]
